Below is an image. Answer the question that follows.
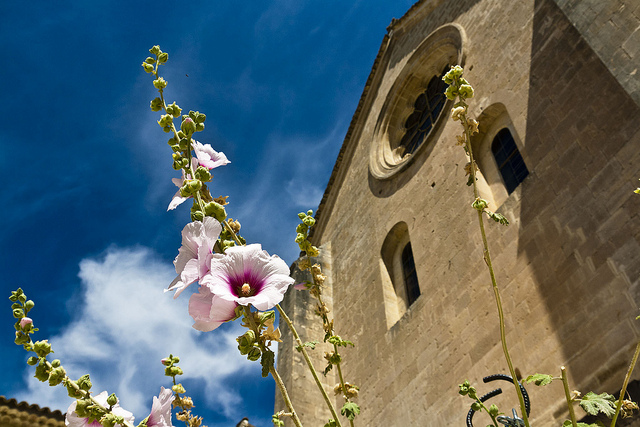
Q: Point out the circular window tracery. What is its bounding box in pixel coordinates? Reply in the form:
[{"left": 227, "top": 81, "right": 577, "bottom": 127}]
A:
[{"left": 369, "top": 24, "right": 466, "bottom": 181}]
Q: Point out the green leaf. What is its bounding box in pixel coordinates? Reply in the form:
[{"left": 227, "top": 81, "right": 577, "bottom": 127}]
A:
[
  {"left": 260, "top": 350, "right": 275, "bottom": 378},
  {"left": 524, "top": 373, "right": 554, "bottom": 386},
  {"left": 296, "top": 341, "right": 319, "bottom": 352},
  {"left": 562, "top": 421, "right": 604, "bottom": 427},
  {"left": 486, "top": 210, "right": 509, "bottom": 226},
  {"left": 323, "top": 420, "right": 338, "bottom": 427},
  {"left": 323, "top": 362, "right": 333, "bottom": 376},
  {"left": 341, "top": 402, "right": 360, "bottom": 421},
  {"left": 327, "top": 335, "right": 354, "bottom": 347},
  {"left": 579, "top": 391, "right": 616, "bottom": 417}
]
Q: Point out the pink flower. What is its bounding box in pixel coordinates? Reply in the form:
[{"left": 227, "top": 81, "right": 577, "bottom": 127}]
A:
[
  {"left": 146, "top": 387, "right": 174, "bottom": 427},
  {"left": 193, "top": 141, "right": 230, "bottom": 170},
  {"left": 200, "top": 244, "right": 294, "bottom": 311},
  {"left": 167, "top": 217, "right": 222, "bottom": 298},
  {"left": 20, "top": 317, "right": 32, "bottom": 329},
  {"left": 65, "top": 391, "right": 134, "bottom": 427},
  {"left": 188, "top": 285, "right": 237, "bottom": 331}
]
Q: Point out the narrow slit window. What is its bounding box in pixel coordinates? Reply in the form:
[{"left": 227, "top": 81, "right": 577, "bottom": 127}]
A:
[
  {"left": 491, "top": 128, "right": 529, "bottom": 194},
  {"left": 401, "top": 242, "right": 420, "bottom": 306}
]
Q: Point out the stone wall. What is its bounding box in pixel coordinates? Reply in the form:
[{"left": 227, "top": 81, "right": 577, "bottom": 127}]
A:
[{"left": 277, "top": 0, "right": 640, "bottom": 425}]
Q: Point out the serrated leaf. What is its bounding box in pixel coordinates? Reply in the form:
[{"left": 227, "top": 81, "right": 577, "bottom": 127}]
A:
[
  {"left": 323, "top": 420, "right": 338, "bottom": 427},
  {"left": 260, "top": 350, "right": 275, "bottom": 378},
  {"left": 579, "top": 391, "right": 616, "bottom": 417},
  {"left": 562, "top": 421, "right": 603, "bottom": 427},
  {"left": 524, "top": 373, "right": 554, "bottom": 386},
  {"left": 341, "top": 402, "right": 360, "bottom": 421},
  {"left": 296, "top": 340, "right": 319, "bottom": 352}
]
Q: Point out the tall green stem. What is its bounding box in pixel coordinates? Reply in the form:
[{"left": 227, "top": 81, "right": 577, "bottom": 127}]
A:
[
  {"left": 276, "top": 304, "right": 343, "bottom": 427},
  {"left": 610, "top": 341, "right": 640, "bottom": 427},
  {"left": 561, "top": 366, "right": 578, "bottom": 427},
  {"left": 462, "top": 111, "right": 530, "bottom": 427}
]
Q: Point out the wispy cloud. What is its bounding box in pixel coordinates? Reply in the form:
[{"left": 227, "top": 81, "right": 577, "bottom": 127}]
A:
[{"left": 16, "top": 245, "right": 258, "bottom": 422}]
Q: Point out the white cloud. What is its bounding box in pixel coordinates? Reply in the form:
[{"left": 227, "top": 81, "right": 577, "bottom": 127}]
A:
[{"left": 16, "top": 245, "right": 258, "bottom": 422}]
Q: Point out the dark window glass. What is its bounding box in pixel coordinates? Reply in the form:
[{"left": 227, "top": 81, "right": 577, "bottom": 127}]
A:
[
  {"left": 399, "top": 68, "right": 448, "bottom": 155},
  {"left": 401, "top": 243, "right": 420, "bottom": 306},
  {"left": 491, "top": 128, "right": 529, "bottom": 194}
]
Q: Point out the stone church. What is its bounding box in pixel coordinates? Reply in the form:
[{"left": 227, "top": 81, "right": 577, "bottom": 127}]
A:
[{"left": 276, "top": 0, "right": 640, "bottom": 425}]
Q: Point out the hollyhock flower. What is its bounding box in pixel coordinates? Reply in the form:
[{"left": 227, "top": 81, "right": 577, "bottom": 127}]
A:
[
  {"left": 167, "top": 216, "right": 222, "bottom": 298},
  {"left": 146, "top": 387, "right": 174, "bottom": 427},
  {"left": 19, "top": 317, "right": 32, "bottom": 329},
  {"left": 200, "top": 244, "right": 295, "bottom": 311},
  {"left": 193, "top": 141, "right": 230, "bottom": 170},
  {"left": 65, "top": 391, "right": 134, "bottom": 427},
  {"left": 188, "top": 284, "right": 238, "bottom": 331}
]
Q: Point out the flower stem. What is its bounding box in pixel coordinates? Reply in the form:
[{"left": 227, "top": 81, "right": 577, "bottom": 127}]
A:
[
  {"left": 610, "top": 341, "right": 640, "bottom": 427},
  {"left": 332, "top": 342, "right": 355, "bottom": 427},
  {"left": 277, "top": 303, "right": 343, "bottom": 427},
  {"left": 244, "top": 306, "right": 303, "bottom": 427},
  {"left": 461, "top": 110, "right": 530, "bottom": 427},
  {"left": 561, "top": 366, "right": 578, "bottom": 427}
]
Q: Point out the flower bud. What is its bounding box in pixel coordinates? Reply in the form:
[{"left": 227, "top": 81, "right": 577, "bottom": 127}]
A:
[
  {"left": 295, "top": 233, "right": 305, "bottom": 243},
  {"left": 149, "top": 45, "right": 162, "bottom": 55},
  {"left": 51, "top": 359, "right": 61, "bottom": 368},
  {"left": 66, "top": 381, "right": 84, "bottom": 399},
  {"left": 142, "top": 62, "right": 154, "bottom": 73},
  {"left": 106, "top": 393, "right": 118, "bottom": 406},
  {"left": 161, "top": 358, "right": 170, "bottom": 366},
  {"left": 48, "top": 366, "right": 66, "bottom": 386},
  {"left": 24, "top": 300, "right": 35, "bottom": 310},
  {"left": 34, "top": 359, "right": 50, "bottom": 382},
  {"left": 77, "top": 374, "right": 92, "bottom": 391},
  {"left": 20, "top": 317, "right": 33, "bottom": 330},
  {"left": 458, "top": 84, "right": 474, "bottom": 99},
  {"left": 445, "top": 85, "right": 458, "bottom": 101},
  {"left": 298, "top": 212, "right": 306, "bottom": 220},
  {"left": 157, "top": 52, "right": 168, "bottom": 63},
  {"left": 471, "top": 402, "right": 481, "bottom": 412},
  {"left": 150, "top": 97, "right": 163, "bottom": 112},
  {"left": 181, "top": 117, "right": 196, "bottom": 135},
  {"left": 190, "top": 210, "right": 204, "bottom": 222},
  {"left": 472, "top": 198, "right": 488, "bottom": 211},
  {"left": 153, "top": 77, "right": 167, "bottom": 90},
  {"left": 27, "top": 356, "right": 39, "bottom": 366},
  {"left": 203, "top": 201, "right": 226, "bottom": 221},
  {"left": 195, "top": 166, "right": 212, "bottom": 183},
  {"left": 166, "top": 101, "right": 182, "bottom": 118},
  {"left": 247, "top": 347, "right": 261, "bottom": 361},
  {"left": 74, "top": 399, "right": 91, "bottom": 417},
  {"left": 14, "top": 331, "right": 29, "bottom": 345},
  {"left": 13, "top": 308, "right": 24, "bottom": 318},
  {"left": 157, "top": 114, "right": 173, "bottom": 129},
  {"left": 195, "top": 122, "right": 205, "bottom": 132},
  {"left": 33, "top": 340, "right": 52, "bottom": 357},
  {"left": 172, "top": 383, "right": 186, "bottom": 394},
  {"left": 101, "top": 413, "right": 123, "bottom": 427},
  {"left": 306, "top": 246, "right": 319, "bottom": 257},
  {"left": 303, "top": 216, "right": 316, "bottom": 227}
]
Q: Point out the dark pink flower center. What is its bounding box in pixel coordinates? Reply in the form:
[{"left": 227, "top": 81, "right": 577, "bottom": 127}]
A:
[{"left": 228, "top": 268, "right": 266, "bottom": 298}]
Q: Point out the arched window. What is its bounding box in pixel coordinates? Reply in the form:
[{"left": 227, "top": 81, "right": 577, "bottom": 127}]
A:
[
  {"left": 401, "top": 242, "right": 420, "bottom": 306},
  {"left": 399, "top": 68, "right": 449, "bottom": 156},
  {"left": 491, "top": 128, "right": 529, "bottom": 194}
]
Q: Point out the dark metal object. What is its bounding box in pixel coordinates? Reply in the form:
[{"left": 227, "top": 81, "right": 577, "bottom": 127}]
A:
[{"left": 466, "top": 374, "right": 530, "bottom": 427}]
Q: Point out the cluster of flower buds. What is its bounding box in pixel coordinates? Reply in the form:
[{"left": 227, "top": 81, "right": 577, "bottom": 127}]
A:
[
  {"left": 333, "top": 382, "right": 359, "bottom": 399},
  {"left": 443, "top": 65, "right": 474, "bottom": 101},
  {"left": 295, "top": 210, "right": 319, "bottom": 257}
]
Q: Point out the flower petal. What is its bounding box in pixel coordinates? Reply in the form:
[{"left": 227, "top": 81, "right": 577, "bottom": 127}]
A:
[{"left": 188, "top": 285, "right": 237, "bottom": 332}]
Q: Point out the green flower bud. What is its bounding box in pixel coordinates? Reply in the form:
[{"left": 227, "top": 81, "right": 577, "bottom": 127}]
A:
[
  {"left": 13, "top": 308, "right": 24, "bottom": 318},
  {"left": 14, "top": 331, "right": 29, "bottom": 345},
  {"left": 237, "top": 330, "right": 256, "bottom": 351},
  {"left": 195, "top": 166, "right": 212, "bottom": 183},
  {"left": 488, "top": 404, "right": 499, "bottom": 417},
  {"left": 172, "top": 355, "right": 180, "bottom": 363},
  {"left": 77, "top": 374, "right": 92, "bottom": 391},
  {"left": 74, "top": 399, "right": 91, "bottom": 417},
  {"left": 203, "top": 201, "right": 227, "bottom": 222},
  {"left": 166, "top": 102, "right": 182, "bottom": 118},
  {"left": 106, "top": 393, "right": 118, "bottom": 406},
  {"left": 295, "top": 233, "right": 305, "bottom": 243},
  {"left": 247, "top": 347, "right": 261, "bottom": 361},
  {"left": 445, "top": 85, "right": 458, "bottom": 101},
  {"left": 172, "top": 383, "right": 186, "bottom": 394},
  {"left": 307, "top": 210, "right": 313, "bottom": 216},
  {"left": 157, "top": 114, "right": 173, "bottom": 128},
  {"left": 150, "top": 97, "right": 163, "bottom": 112},
  {"left": 145, "top": 57, "right": 156, "bottom": 65},
  {"left": 471, "top": 198, "right": 488, "bottom": 211},
  {"left": 458, "top": 84, "right": 474, "bottom": 99},
  {"left": 190, "top": 210, "right": 204, "bottom": 222},
  {"left": 303, "top": 216, "right": 316, "bottom": 227},
  {"left": 34, "top": 359, "right": 50, "bottom": 382},
  {"left": 33, "top": 340, "right": 52, "bottom": 357},
  {"left": 298, "top": 212, "right": 306, "bottom": 220},
  {"left": 48, "top": 366, "right": 66, "bottom": 386},
  {"left": 178, "top": 137, "right": 189, "bottom": 150},
  {"left": 157, "top": 52, "right": 168, "bottom": 63},
  {"left": 258, "top": 310, "right": 275, "bottom": 325},
  {"left": 149, "top": 45, "right": 162, "bottom": 55},
  {"left": 101, "top": 413, "right": 122, "bottom": 427},
  {"left": 27, "top": 356, "right": 39, "bottom": 366},
  {"left": 153, "top": 77, "right": 167, "bottom": 90},
  {"left": 179, "top": 186, "right": 192, "bottom": 198},
  {"left": 195, "top": 122, "right": 205, "bottom": 132},
  {"left": 192, "top": 112, "right": 206, "bottom": 124},
  {"left": 306, "top": 246, "right": 319, "bottom": 257},
  {"left": 142, "top": 63, "right": 155, "bottom": 73},
  {"left": 170, "top": 366, "right": 183, "bottom": 376},
  {"left": 188, "top": 179, "right": 202, "bottom": 192},
  {"left": 181, "top": 117, "right": 196, "bottom": 135},
  {"left": 66, "top": 380, "right": 84, "bottom": 399},
  {"left": 51, "top": 359, "right": 61, "bottom": 368},
  {"left": 24, "top": 300, "right": 35, "bottom": 310},
  {"left": 172, "top": 161, "right": 183, "bottom": 171},
  {"left": 471, "top": 402, "right": 482, "bottom": 412},
  {"left": 296, "top": 223, "right": 308, "bottom": 234}
]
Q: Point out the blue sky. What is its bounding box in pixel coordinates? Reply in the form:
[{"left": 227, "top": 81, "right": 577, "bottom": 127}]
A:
[{"left": 1, "top": 1, "right": 417, "bottom": 426}]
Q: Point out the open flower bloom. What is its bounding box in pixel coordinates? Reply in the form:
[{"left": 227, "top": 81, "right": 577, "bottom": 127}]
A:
[
  {"left": 65, "top": 391, "right": 134, "bottom": 427},
  {"left": 188, "top": 284, "right": 238, "bottom": 331},
  {"left": 193, "top": 141, "right": 230, "bottom": 170},
  {"left": 167, "top": 217, "right": 222, "bottom": 298},
  {"left": 146, "top": 387, "right": 174, "bottom": 427},
  {"left": 200, "top": 244, "right": 295, "bottom": 311}
]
